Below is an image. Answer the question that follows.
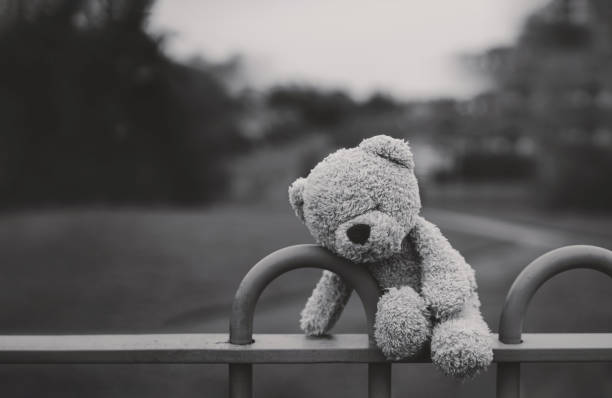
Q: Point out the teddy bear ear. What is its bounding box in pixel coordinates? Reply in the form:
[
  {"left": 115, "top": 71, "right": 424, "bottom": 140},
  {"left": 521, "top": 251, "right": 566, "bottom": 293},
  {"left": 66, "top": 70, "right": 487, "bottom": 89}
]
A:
[
  {"left": 288, "top": 177, "right": 307, "bottom": 221},
  {"left": 359, "top": 135, "right": 414, "bottom": 170}
]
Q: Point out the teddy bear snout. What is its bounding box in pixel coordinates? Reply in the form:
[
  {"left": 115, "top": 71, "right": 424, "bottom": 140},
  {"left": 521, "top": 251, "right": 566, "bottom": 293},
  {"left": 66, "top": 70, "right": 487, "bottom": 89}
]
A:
[
  {"left": 333, "top": 211, "right": 406, "bottom": 263},
  {"left": 346, "top": 224, "right": 371, "bottom": 245}
]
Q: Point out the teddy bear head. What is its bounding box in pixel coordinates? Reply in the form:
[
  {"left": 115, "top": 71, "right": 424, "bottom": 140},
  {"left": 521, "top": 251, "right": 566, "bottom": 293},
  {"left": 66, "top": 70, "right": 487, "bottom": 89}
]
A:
[{"left": 289, "top": 135, "right": 421, "bottom": 263}]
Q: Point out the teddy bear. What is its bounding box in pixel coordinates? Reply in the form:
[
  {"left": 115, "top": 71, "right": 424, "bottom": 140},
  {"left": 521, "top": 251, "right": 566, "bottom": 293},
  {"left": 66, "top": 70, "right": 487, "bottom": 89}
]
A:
[{"left": 288, "top": 135, "right": 493, "bottom": 378}]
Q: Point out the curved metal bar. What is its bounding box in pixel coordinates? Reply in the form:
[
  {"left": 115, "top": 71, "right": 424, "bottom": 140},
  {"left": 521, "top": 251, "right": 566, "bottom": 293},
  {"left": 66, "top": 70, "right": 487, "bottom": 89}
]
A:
[
  {"left": 498, "top": 245, "right": 612, "bottom": 344},
  {"left": 229, "top": 244, "right": 382, "bottom": 345},
  {"left": 229, "top": 244, "right": 388, "bottom": 398}
]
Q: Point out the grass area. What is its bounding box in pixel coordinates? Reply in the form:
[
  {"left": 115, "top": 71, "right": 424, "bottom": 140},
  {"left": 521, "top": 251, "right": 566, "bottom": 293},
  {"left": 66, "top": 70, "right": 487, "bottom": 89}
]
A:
[
  {"left": 0, "top": 202, "right": 610, "bottom": 397},
  {"left": 0, "top": 205, "right": 314, "bottom": 333}
]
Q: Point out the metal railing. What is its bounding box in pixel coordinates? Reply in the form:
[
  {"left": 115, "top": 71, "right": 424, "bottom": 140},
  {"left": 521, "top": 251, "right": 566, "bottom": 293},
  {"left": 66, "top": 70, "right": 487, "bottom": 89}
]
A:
[{"left": 0, "top": 244, "right": 610, "bottom": 397}]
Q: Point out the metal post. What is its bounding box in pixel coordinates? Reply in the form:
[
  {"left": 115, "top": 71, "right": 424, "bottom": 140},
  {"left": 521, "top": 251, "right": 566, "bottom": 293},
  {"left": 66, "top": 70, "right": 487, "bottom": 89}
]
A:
[
  {"left": 229, "top": 364, "right": 252, "bottom": 398},
  {"left": 368, "top": 362, "right": 391, "bottom": 398},
  {"left": 496, "top": 245, "right": 612, "bottom": 398},
  {"left": 496, "top": 363, "right": 520, "bottom": 398},
  {"left": 228, "top": 244, "right": 385, "bottom": 398}
]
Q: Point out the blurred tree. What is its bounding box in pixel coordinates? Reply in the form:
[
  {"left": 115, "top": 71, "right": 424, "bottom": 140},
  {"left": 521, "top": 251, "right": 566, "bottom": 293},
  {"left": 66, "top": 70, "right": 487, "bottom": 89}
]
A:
[
  {"left": 471, "top": 0, "right": 612, "bottom": 209},
  {"left": 267, "top": 85, "right": 356, "bottom": 128},
  {"left": 361, "top": 92, "right": 399, "bottom": 113},
  {"left": 264, "top": 85, "right": 405, "bottom": 145},
  {"left": 0, "top": 0, "right": 245, "bottom": 207}
]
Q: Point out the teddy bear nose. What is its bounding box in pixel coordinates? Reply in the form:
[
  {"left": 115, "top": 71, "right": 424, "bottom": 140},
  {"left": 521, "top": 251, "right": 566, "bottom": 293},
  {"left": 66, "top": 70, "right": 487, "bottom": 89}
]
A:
[{"left": 346, "top": 224, "right": 371, "bottom": 245}]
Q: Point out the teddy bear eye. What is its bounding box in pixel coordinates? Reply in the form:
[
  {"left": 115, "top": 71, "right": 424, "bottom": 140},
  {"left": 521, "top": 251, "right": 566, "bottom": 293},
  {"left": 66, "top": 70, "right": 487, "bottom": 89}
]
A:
[{"left": 385, "top": 156, "right": 408, "bottom": 168}]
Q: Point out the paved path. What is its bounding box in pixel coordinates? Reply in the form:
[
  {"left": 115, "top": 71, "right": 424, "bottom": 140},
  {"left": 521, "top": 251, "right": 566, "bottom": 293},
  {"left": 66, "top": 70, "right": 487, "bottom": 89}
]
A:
[{"left": 426, "top": 208, "right": 575, "bottom": 248}]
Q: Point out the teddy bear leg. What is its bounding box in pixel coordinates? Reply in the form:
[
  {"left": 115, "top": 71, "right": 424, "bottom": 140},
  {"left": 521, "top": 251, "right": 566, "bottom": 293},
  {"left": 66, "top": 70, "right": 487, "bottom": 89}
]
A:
[
  {"left": 430, "top": 297, "right": 493, "bottom": 378},
  {"left": 374, "top": 286, "right": 431, "bottom": 360}
]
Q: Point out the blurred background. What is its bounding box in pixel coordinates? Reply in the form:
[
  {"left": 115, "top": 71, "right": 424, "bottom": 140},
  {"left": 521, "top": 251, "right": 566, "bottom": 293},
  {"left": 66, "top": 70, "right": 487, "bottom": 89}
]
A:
[{"left": 0, "top": 0, "right": 612, "bottom": 396}]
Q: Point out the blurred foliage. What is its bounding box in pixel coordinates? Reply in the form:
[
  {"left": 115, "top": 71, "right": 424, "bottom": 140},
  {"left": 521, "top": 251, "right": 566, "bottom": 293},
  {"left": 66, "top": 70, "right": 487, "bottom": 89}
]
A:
[
  {"left": 0, "top": 0, "right": 245, "bottom": 208},
  {"left": 542, "top": 142, "right": 612, "bottom": 209},
  {"left": 263, "top": 85, "right": 402, "bottom": 144},
  {"left": 437, "top": 152, "right": 536, "bottom": 182},
  {"left": 452, "top": 0, "right": 612, "bottom": 210},
  {"left": 3, "top": 0, "right": 611, "bottom": 212},
  {"left": 267, "top": 86, "right": 356, "bottom": 128}
]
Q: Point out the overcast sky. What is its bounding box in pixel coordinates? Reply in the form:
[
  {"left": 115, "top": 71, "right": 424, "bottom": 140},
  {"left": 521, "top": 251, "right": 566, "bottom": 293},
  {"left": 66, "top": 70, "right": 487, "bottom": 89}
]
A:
[{"left": 150, "top": 0, "right": 549, "bottom": 100}]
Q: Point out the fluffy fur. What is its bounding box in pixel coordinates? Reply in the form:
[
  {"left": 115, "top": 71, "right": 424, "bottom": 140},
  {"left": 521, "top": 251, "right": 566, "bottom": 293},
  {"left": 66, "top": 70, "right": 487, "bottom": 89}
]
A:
[{"left": 289, "top": 135, "right": 493, "bottom": 378}]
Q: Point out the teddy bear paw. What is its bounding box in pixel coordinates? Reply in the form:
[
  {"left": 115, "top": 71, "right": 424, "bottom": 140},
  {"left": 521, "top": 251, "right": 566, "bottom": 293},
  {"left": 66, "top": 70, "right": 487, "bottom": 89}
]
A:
[
  {"left": 299, "top": 311, "right": 329, "bottom": 336},
  {"left": 374, "top": 286, "right": 431, "bottom": 359},
  {"left": 430, "top": 318, "right": 493, "bottom": 378}
]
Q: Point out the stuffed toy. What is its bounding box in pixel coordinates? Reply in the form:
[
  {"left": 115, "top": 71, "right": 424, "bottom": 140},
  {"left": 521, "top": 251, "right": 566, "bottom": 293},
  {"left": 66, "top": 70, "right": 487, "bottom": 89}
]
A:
[{"left": 288, "top": 135, "right": 493, "bottom": 378}]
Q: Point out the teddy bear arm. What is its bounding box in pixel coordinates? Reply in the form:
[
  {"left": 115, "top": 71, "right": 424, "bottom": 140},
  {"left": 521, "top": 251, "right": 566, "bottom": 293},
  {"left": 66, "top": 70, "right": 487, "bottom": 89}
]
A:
[
  {"left": 299, "top": 271, "right": 352, "bottom": 336},
  {"left": 411, "top": 216, "right": 475, "bottom": 320}
]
